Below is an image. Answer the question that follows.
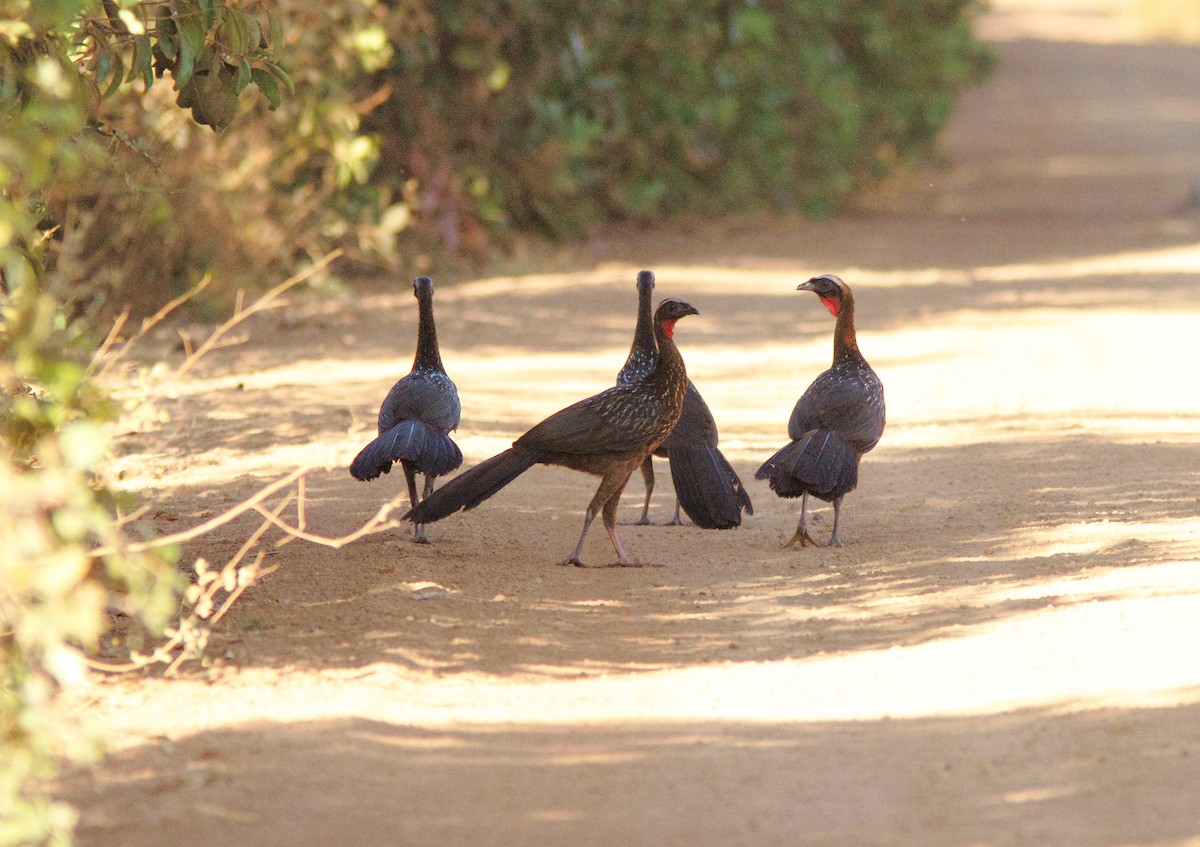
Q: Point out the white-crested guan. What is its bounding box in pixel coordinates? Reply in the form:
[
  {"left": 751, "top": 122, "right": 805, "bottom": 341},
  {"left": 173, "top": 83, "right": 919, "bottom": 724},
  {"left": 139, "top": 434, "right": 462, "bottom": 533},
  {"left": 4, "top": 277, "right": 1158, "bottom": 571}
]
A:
[
  {"left": 618, "top": 270, "right": 752, "bottom": 529},
  {"left": 407, "top": 296, "right": 699, "bottom": 567},
  {"left": 756, "top": 274, "right": 885, "bottom": 547},
  {"left": 349, "top": 276, "right": 463, "bottom": 543}
]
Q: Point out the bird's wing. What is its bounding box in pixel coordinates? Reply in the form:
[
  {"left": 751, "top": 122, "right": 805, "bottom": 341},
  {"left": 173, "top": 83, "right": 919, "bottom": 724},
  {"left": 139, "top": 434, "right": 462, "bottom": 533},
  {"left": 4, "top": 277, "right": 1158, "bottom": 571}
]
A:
[
  {"left": 516, "top": 384, "right": 668, "bottom": 456},
  {"left": 787, "top": 368, "right": 884, "bottom": 450},
  {"left": 663, "top": 381, "right": 719, "bottom": 450},
  {"left": 378, "top": 371, "right": 461, "bottom": 433}
]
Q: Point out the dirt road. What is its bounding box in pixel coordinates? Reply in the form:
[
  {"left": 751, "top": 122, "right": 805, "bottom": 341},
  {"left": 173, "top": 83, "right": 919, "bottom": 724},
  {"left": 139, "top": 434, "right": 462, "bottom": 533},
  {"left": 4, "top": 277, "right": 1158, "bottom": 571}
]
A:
[{"left": 64, "top": 2, "right": 1200, "bottom": 844}]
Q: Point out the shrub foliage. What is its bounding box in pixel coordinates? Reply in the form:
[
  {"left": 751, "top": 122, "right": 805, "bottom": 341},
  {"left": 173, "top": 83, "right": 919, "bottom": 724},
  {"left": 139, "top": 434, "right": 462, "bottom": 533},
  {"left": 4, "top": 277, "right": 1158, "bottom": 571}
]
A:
[
  {"left": 363, "top": 0, "right": 993, "bottom": 246},
  {"left": 0, "top": 2, "right": 990, "bottom": 844}
]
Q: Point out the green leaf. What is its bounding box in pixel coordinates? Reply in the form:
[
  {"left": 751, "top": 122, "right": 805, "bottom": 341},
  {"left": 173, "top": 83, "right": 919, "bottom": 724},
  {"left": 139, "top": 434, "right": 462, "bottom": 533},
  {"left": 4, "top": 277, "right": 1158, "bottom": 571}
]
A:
[
  {"left": 221, "top": 8, "right": 249, "bottom": 57},
  {"left": 243, "top": 14, "right": 262, "bottom": 51},
  {"left": 269, "top": 13, "right": 283, "bottom": 54},
  {"left": 250, "top": 67, "right": 280, "bottom": 110},
  {"left": 156, "top": 7, "right": 177, "bottom": 61},
  {"left": 235, "top": 58, "right": 251, "bottom": 94},
  {"left": 126, "top": 34, "right": 152, "bottom": 84},
  {"left": 198, "top": 0, "right": 218, "bottom": 29},
  {"left": 100, "top": 49, "right": 124, "bottom": 99},
  {"left": 175, "top": 16, "right": 205, "bottom": 90},
  {"left": 264, "top": 61, "right": 294, "bottom": 95}
]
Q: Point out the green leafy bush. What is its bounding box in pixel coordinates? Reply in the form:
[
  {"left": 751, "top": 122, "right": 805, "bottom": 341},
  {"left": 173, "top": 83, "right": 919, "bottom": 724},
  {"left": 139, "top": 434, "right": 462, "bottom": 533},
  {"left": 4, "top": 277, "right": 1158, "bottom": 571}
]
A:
[
  {"left": 8, "top": 1, "right": 991, "bottom": 320},
  {"left": 0, "top": 4, "right": 261, "bottom": 843},
  {"left": 363, "top": 0, "right": 994, "bottom": 245}
]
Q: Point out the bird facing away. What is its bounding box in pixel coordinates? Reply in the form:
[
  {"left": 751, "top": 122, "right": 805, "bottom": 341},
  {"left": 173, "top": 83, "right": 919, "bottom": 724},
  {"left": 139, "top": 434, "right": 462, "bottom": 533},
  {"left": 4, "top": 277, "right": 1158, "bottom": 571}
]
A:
[
  {"left": 349, "top": 276, "right": 463, "bottom": 543},
  {"left": 755, "top": 274, "right": 885, "bottom": 547},
  {"left": 617, "top": 270, "right": 752, "bottom": 529},
  {"left": 407, "top": 296, "right": 700, "bottom": 566}
]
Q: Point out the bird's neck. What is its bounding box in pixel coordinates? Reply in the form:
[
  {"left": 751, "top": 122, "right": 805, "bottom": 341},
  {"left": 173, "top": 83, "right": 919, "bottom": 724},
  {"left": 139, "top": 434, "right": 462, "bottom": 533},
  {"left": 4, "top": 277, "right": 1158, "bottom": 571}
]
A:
[
  {"left": 413, "top": 295, "right": 444, "bottom": 372},
  {"left": 633, "top": 290, "right": 655, "bottom": 354},
  {"left": 619, "top": 287, "right": 657, "bottom": 381},
  {"left": 650, "top": 322, "right": 686, "bottom": 389},
  {"left": 832, "top": 296, "right": 860, "bottom": 363}
]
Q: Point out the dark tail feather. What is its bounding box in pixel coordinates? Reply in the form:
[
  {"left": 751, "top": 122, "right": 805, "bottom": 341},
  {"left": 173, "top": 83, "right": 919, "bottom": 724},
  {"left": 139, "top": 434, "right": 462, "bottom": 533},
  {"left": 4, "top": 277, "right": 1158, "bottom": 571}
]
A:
[
  {"left": 755, "top": 430, "right": 858, "bottom": 501},
  {"left": 406, "top": 447, "right": 540, "bottom": 524},
  {"left": 349, "top": 421, "right": 463, "bottom": 481},
  {"left": 667, "top": 444, "right": 753, "bottom": 529}
]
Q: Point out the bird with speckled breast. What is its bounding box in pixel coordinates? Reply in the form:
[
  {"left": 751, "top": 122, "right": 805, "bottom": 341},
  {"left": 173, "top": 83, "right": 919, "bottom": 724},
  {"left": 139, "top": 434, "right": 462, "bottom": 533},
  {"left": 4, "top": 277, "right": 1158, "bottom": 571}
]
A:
[
  {"left": 407, "top": 296, "right": 700, "bottom": 567},
  {"left": 756, "top": 274, "right": 885, "bottom": 547},
  {"left": 618, "top": 270, "right": 752, "bottom": 529},
  {"left": 349, "top": 276, "right": 463, "bottom": 544}
]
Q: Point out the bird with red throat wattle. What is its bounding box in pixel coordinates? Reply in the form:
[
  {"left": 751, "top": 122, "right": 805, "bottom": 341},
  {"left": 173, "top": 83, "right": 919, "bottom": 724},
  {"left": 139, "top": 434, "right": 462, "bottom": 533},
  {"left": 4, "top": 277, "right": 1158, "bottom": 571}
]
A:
[
  {"left": 617, "top": 270, "right": 752, "bottom": 529},
  {"left": 756, "top": 274, "right": 885, "bottom": 547},
  {"left": 407, "top": 295, "right": 699, "bottom": 567}
]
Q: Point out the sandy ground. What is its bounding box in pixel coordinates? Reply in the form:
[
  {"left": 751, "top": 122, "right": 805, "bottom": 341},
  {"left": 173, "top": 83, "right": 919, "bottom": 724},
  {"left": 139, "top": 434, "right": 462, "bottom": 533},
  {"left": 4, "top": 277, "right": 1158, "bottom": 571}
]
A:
[{"left": 60, "top": 1, "right": 1200, "bottom": 845}]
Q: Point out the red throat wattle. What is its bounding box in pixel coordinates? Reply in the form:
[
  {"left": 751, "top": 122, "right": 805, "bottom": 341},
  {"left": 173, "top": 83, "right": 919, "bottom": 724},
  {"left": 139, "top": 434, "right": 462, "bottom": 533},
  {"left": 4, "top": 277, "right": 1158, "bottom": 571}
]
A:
[
  {"left": 660, "top": 319, "right": 677, "bottom": 339},
  {"left": 819, "top": 295, "right": 841, "bottom": 317}
]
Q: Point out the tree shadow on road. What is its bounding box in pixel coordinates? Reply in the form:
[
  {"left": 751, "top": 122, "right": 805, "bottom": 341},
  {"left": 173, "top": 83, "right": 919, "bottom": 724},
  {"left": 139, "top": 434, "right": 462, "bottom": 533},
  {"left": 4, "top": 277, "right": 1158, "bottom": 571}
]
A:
[{"left": 63, "top": 701, "right": 1200, "bottom": 847}]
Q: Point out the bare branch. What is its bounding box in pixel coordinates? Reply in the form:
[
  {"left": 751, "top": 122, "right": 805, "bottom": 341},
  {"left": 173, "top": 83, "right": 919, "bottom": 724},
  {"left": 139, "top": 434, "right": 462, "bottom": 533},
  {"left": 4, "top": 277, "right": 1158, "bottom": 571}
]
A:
[
  {"left": 93, "top": 467, "right": 308, "bottom": 556},
  {"left": 141, "top": 274, "right": 213, "bottom": 335},
  {"left": 89, "top": 271, "right": 212, "bottom": 381},
  {"left": 85, "top": 248, "right": 359, "bottom": 679},
  {"left": 86, "top": 306, "right": 130, "bottom": 378},
  {"left": 173, "top": 249, "right": 342, "bottom": 379},
  {"left": 253, "top": 490, "right": 407, "bottom": 550}
]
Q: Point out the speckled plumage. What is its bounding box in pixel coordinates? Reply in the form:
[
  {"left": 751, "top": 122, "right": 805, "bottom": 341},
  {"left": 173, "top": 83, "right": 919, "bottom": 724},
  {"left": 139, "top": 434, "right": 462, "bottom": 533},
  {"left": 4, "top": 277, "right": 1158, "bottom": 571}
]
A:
[
  {"left": 408, "top": 295, "right": 699, "bottom": 566},
  {"left": 756, "top": 274, "right": 885, "bottom": 547},
  {"left": 349, "top": 276, "right": 462, "bottom": 543},
  {"left": 617, "top": 271, "right": 752, "bottom": 528}
]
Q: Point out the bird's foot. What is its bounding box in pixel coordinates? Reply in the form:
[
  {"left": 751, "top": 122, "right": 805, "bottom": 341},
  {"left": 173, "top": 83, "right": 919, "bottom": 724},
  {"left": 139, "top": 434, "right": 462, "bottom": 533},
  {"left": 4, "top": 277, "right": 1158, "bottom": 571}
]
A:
[
  {"left": 563, "top": 558, "right": 661, "bottom": 568},
  {"left": 784, "top": 528, "right": 820, "bottom": 548},
  {"left": 633, "top": 516, "right": 654, "bottom": 526},
  {"left": 667, "top": 516, "right": 685, "bottom": 527},
  {"left": 826, "top": 533, "right": 844, "bottom": 548},
  {"left": 412, "top": 526, "right": 431, "bottom": 545}
]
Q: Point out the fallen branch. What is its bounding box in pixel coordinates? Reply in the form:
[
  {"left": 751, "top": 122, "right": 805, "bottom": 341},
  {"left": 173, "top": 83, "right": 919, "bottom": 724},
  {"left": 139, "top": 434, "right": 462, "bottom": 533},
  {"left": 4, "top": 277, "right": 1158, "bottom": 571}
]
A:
[
  {"left": 92, "top": 467, "right": 309, "bottom": 556},
  {"left": 174, "top": 249, "right": 342, "bottom": 379}
]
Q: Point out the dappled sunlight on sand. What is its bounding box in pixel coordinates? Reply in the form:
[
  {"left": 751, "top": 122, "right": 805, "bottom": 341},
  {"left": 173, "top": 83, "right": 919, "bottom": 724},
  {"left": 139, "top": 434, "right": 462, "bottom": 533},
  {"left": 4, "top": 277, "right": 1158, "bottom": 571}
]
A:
[
  {"left": 69, "top": 6, "right": 1200, "bottom": 843},
  {"left": 101, "top": 151, "right": 1200, "bottom": 742},
  {"left": 110, "top": 279, "right": 1200, "bottom": 490},
  {"left": 93, "top": 565, "right": 1200, "bottom": 742}
]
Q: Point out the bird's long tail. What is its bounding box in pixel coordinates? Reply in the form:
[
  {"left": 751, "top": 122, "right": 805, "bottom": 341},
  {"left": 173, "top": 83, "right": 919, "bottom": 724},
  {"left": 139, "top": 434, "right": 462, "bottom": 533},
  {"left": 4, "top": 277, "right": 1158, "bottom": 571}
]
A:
[
  {"left": 405, "top": 447, "right": 540, "bottom": 524},
  {"left": 668, "top": 444, "right": 753, "bottom": 529},
  {"left": 754, "top": 430, "right": 857, "bottom": 501},
  {"left": 349, "top": 421, "right": 463, "bottom": 482}
]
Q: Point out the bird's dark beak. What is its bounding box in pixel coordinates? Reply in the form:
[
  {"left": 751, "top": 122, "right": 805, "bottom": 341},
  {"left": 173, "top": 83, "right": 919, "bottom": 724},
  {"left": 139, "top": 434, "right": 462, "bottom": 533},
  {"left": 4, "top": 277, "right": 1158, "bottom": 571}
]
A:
[
  {"left": 685, "top": 303, "right": 700, "bottom": 317},
  {"left": 796, "top": 279, "right": 817, "bottom": 292}
]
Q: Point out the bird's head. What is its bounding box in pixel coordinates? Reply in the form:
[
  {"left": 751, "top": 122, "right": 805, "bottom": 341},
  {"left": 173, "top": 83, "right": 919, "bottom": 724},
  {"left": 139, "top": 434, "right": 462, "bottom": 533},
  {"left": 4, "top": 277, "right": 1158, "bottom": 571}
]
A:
[
  {"left": 636, "top": 269, "right": 655, "bottom": 293},
  {"left": 654, "top": 297, "right": 699, "bottom": 339},
  {"left": 797, "top": 274, "right": 849, "bottom": 317},
  {"left": 413, "top": 276, "right": 435, "bottom": 299}
]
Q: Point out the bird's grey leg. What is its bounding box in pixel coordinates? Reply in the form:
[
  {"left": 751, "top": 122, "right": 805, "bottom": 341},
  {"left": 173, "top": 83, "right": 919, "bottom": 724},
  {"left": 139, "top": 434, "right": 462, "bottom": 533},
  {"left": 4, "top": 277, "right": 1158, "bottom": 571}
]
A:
[
  {"left": 562, "top": 508, "right": 596, "bottom": 566},
  {"left": 570, "top": 474, "right": 643, "bottom": 567},
  {"left": 669, "top": 499, "right": 684, "bottom": 526},
  {"left": 826, "top": 495, "right": 845, "bottom": 547},
  {"left": 602, "top": 521, "right": 633, "bottom": 566},
  {"left": 600, "top": 483, "right": 640, "bottom": 566},
  {"left": 635, "top": 456, "right": 655, "bottom": 525},
  {"left": 564, "top": 473, "right": 624, "bottom": 566},
  {"left": 404, "top": 463, "right": 430, "bottom": 544}
]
